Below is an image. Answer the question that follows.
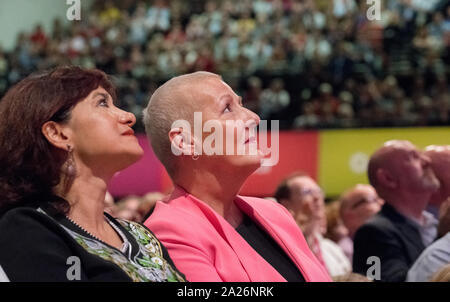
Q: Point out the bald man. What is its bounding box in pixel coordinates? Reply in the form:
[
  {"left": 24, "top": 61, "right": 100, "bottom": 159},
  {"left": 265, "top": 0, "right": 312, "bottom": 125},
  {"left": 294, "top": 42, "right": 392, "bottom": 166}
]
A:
[
  {"left": 142, "top": 72, "right": 330, "bottom": 282},
  {"left": 405, "top": 145, "right": 450, "bottom": 281},
  {"left": 353, "top": 140, "right": 440, "bottom": 282}
]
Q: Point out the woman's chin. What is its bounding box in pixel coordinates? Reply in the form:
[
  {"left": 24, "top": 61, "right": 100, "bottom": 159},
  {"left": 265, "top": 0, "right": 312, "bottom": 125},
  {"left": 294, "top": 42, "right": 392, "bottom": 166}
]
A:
[
  {"left": 231, "top": 154, "right": 264, "bottom": 171},
  {"left": 115, "top": 147, "right": 144, "bottom": 170},
  {"left": 129, "top": 146, "right": 145, "bottom": 162}
]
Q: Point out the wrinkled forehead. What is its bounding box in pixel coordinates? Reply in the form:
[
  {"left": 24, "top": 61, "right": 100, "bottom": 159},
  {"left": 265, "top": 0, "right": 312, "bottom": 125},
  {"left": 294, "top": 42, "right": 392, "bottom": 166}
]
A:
[{"left": 191, "top": 76, "right": 236, "bottom": 104}]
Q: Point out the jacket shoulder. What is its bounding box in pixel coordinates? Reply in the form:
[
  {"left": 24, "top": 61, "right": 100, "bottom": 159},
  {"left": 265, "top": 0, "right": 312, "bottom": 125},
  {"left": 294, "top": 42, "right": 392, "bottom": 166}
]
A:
[
  {"left": 239, "top": 196, "right": 293, "bottom": 218},
  {"left": 144, "top": 201, "right": 212, "bottom": 243},
  {"left": 0, "top": 207, "right": 76, "bottom": 281}
]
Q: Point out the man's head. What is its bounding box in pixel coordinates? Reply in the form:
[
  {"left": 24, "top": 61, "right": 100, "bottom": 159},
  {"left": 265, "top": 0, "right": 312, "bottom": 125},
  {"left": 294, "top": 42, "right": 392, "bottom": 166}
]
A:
[
  {"left": 275, "top": 173, "right": 326, "bottom": 234},
  {"left": 367, "top": 140, "right": 439, "bottom": 208},
  {"left": 143, "top": 72, "right": 262, "bottom": 179},
  {"left": 339, "top": 184, "right": 384, "bottom": 237},
  {"left": 425, "top": 145, "right": 450, "bottom": 206}
]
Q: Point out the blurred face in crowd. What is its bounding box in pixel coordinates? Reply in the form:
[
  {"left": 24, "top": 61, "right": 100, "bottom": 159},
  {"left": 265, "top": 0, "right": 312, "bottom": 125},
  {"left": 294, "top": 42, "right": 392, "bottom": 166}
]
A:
[
  {"left": 340, "top": 184, "right": 384, "bottom": 237},
  {"left": 425, "top": 146, "right": 450, "bottom": 206},
  {"left": 286, "top": 176, "right": 326, "bottom": 233},
  {"left": 62, "top": 87, "right": 143, "bottom": 174},
  {"left": 372, "top": 141, "right": 440, "bottom": 196},
  {"left": 117, "top": 197, "right": 142, "bottom": 222},
  {"left": 389, "top": 141, "right": 439, "bottom": 192}
]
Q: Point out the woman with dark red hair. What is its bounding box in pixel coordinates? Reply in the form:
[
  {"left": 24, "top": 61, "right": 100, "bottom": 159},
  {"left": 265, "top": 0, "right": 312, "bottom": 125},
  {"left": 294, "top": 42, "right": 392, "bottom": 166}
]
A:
[{"left": 0, "top": 66, "right": 185, "bottom": 282}]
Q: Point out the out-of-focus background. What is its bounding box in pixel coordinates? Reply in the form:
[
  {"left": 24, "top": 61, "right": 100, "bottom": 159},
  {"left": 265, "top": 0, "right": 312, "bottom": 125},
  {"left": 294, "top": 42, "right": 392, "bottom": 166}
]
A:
[{"left": 0, "top": 0, "right": 449, "bottom": 201}]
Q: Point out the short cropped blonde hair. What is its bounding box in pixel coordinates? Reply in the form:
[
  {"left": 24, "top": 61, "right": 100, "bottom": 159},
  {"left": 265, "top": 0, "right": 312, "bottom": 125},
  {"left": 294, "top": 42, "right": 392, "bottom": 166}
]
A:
[{"left": 142, "top": 72, "right": 220, "bottom": 176}]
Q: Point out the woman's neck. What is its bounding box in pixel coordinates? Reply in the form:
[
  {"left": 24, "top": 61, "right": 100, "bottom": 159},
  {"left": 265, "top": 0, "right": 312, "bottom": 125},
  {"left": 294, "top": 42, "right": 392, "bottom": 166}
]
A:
[
  {"left": 174, "top": 168, "right": 246, "bottom": 228},
  {"left": 63, "top": 168, "right": 111, "bottom": 232}
]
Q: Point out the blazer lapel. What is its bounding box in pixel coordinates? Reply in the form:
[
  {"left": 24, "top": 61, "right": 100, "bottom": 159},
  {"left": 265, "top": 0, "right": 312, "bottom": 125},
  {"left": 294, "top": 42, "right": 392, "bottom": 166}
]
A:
[
  {"left": 235, "top": 196, "right": 320, "bottom": 281},
  {"left": 179, "top": 192, "right": 286, "bottom": 282}
]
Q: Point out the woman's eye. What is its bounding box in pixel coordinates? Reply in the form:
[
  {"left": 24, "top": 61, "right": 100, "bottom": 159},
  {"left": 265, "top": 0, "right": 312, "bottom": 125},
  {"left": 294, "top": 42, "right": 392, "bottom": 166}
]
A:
[{"left": 98, "top": 99, "right": 109, "bottom": 107}]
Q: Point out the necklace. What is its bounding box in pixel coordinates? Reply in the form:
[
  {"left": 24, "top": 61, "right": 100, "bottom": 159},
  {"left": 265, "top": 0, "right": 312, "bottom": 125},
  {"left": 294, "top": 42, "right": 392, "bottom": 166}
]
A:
[
  {"left": 65, "top": 215, "right": 104, "bottom": 242},
  {"left": 65, "top": 215, "right": 129, "bottom": 253}
]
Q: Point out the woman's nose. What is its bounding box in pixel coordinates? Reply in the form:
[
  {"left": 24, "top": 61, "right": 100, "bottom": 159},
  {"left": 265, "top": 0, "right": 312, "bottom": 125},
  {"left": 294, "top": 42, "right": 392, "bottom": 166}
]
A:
[
  {"left": 119, "top": 110, "right": 136, "bottom": 127},
  {"left": 243, "top": 107, "right": 260, "bottom": 128}
]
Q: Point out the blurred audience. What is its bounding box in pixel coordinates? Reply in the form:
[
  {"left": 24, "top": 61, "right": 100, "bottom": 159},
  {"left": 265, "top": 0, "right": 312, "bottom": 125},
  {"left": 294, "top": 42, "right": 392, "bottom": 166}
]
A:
[
  {"left": 407, "top": 198, "right": 450, "bottom": 282},
  {"left": 324, "top": 200, "right": 353, "bottom": 262},
  {"left": 332, "top": 272, "right": 372, "bottom": 282},
  {"left": 353, "top": 140, "right": 440, "bottom": 281},
  {"left": 103, "top": 191, "right": 117, "bottom": 216},
  {"left": 275, "top": 172, "right": 352, "bottom": 277},
  {"left": 338, "top": 184, "right": 384, "bottom": 260},
  {"left": 139, "top": 191, "right": 165, "bottom": 222},
  {"left": 340, "top": 184, "right": 384, "bottom": 238},
  {"left": 104, "top": 191, "right": 165, "bottom": 224},
  {"left": 0, "top": 0, "right": 448, "bottom": 131},
  {"left": 424, "top": 145, "right": 450, "bottom": 220},
  {"left": 116, "top": 195, "right": 143, "bottom": 222}
]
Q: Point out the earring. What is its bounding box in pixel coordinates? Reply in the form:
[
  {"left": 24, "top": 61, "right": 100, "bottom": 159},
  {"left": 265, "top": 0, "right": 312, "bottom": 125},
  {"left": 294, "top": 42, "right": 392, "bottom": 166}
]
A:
[
  {"left": 192, "top": 150, "right": 200, "bottom": 161},
  {"left": 64, "top": 144, "right": 77, "bottom": 176}
]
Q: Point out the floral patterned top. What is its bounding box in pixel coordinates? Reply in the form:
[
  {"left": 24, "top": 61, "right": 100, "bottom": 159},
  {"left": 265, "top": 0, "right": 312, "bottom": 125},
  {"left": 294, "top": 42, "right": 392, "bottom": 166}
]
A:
[{"left": 58, "top": 215, "right": 186, "bottom": 282}]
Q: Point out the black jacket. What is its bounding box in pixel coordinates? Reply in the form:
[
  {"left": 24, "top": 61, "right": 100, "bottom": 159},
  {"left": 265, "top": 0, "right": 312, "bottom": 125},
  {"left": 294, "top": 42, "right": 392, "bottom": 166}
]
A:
[
  {"left": 0, "top": 206, "right": 186, "bottom": 282},
  {"left": 353, "top": 203, "right": 425, "bottom": 282}
]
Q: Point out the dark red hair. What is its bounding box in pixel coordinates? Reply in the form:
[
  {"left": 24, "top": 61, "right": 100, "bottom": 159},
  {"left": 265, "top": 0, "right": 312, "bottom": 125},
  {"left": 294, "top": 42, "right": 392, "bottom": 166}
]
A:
[{"left": 0, "top": 66, "right": 116, "bottom": 215}]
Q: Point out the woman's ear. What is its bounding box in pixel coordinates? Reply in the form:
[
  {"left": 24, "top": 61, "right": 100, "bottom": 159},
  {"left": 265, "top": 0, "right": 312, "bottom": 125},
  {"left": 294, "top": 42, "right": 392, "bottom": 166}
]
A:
[
  {"left": 41, "top": 121, "right": 71, "bottom": 150},
  {"left": 169, "top": 126, "right": 195, "bottom": 156}
]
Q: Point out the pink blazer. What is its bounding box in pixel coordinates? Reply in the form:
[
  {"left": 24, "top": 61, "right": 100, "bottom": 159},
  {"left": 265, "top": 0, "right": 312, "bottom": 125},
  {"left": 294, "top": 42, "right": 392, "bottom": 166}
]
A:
[{"left": 144, "top": 188, "right": 331, "bottom": 282}]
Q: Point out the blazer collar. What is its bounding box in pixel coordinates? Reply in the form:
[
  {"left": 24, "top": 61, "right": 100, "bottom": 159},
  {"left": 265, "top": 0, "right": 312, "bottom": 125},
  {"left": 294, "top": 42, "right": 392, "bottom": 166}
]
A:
[{"left": 167, "top": 186, "right": 318, "bottom": 281}]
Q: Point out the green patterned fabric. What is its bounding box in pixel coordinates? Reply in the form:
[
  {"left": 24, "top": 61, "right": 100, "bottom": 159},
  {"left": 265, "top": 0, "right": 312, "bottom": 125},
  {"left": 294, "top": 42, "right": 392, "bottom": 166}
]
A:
[{"left": 60, "top": 218, "right": 185, "bottom": 282}]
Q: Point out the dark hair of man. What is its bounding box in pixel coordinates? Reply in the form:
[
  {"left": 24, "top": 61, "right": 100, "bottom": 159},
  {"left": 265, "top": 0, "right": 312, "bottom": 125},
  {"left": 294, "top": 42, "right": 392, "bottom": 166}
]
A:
[{"left": 274, "top": 171, "right": 310, "bottom": 203}]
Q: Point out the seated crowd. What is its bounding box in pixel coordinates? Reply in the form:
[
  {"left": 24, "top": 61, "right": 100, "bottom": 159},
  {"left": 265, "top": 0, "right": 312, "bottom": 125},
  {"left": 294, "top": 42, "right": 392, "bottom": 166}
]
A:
[
  {"left": 0, "top": 0, "right": 449, "bottom": 131},
  {"left": 0, "top": 64, "right": 448, "bottom": 282},
  {"left": 109, "top": 141, "right": 450, "bottom": 282},
  {"left": 0, "top": 0, "right": 449, "bottom": 283}
]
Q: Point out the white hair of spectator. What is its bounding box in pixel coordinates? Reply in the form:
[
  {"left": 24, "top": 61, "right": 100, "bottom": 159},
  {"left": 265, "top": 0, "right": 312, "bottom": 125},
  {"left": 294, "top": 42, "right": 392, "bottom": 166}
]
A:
[{"left": 425, "top": 145, "right": 450, "bottom": 152}]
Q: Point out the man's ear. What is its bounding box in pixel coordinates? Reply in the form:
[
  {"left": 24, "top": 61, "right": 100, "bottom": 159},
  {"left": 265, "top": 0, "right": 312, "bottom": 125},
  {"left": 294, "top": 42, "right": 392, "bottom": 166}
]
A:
[
  {"left": 376, "top": 168, "right": 397, "bottom": 189},
  {"left": 41, "top": 121, "right": 71, "bottom": 151},
  {"left": 169, "top": 127, "right": 195, "bottom": 156}
]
